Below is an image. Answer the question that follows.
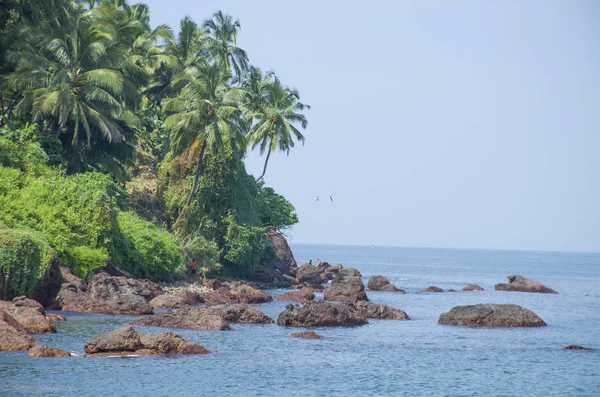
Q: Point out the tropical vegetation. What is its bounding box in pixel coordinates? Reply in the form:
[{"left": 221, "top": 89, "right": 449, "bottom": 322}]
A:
[{"left": 0, "top": 0, "right": 309, "bottom": 293}]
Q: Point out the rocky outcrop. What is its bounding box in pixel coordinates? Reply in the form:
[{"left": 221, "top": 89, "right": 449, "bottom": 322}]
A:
[
  {"left": 84, "top": 326, "right": 211, "bottom": 357},
  {"left": 353, "top": 301, "right": 410, "bottom": 320},
  {"left": 381, "top": 284, "right": 406, "bottom": 293},
  {"left": 338, "top": 268, "right": 362, "bottom": 278},
  {"left": 0, "top": 298, "right": 56, "bottom": 334},
  {"left": 421, "top": 286, "right": 444, "bottom": 293},
  {"left": 367, "top": 276, "right": 405, "bottom": 292},
  {"left": 495, "top": 275, "right": 558, "bottom": 294},
  {"left": 149, "top": 294, "right": 187, "bottom": 309},
  {"left": 277, "top": 288, "right": 315, "bottom": 302},
  {"left": 203, "top": 279, "right": 223, "bottom": 291},
  {"left": 56, "top": 272, "right": 161, "bottom": 315},
  {"left": 0, "top": 260, "right": 62, "bottom": 307},
  {"left": 324, "top": 277, "right": 368, "bottom": 303},
  {"left": 27, "top": 344, "right": 71, "bottom": 357},
  {"left": 130, "top": 304, "right": 273, "bottom": 330},
  {"left": 563, "top": 345, "right": 593, "bottom": 351},
  {"left": 462, "top": 284, "right": 484, "bottom": 292},
  {"left": 204, "top": 283, "right": 273, "bottom": 304},
  {"left": 291, "top": 331, "right": 322, "bottom": 339},
  {"left": 0, "top": 325, "right": 35, "bottom": 351},
  {"left": 296, "top": 264, "right": 323, "bottom": 287},
  {"left": 438, "top": 304, "right": 547, "bottom": 327},
  {"left": 264, "top": 229, "right": 298, "bottom": 276},
  {"left": 277, "top": 301, "right": 368, "bottom": 327},
  {"left": 46, "top": 313, "right": 67, "bottom": 322}
]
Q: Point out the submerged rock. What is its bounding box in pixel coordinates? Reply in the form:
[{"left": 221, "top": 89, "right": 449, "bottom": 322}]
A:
[
  {"left": 495, "top": 275, "right": 557, "bottom": 294},
  {"left": 0, "top": 325, "right": 35, "bottom": 351},
  {"left": 563, "top": 345, "right": 593, "bottom": 351},
  {"left": 324, "top": 277, "right": 368, "bottom": 303},
  {"left": 130, "top": 304, "right": 273, "bottom": 330},
  {"left": 421, "top": 286, "right": 444, "bottom": 293},
  {"left": 27, "top": 344, "right": 71, "bottom": 357},
  {"left": 46, "top": 313, "right": 67, "bottom": 322},
  {"left": 438, "top": 304, "right": 547, "bottom": 327},
  {"left": 84, "top": 326, "right": 211, "bottom": 357},
  {"left": 353, "top": 301, "right": 410, "bottom": 320},
  {"left": 277, "top": 301, "right": 368, "bottom": 327},
  {"left": 462, "top": 284, "right": 485, "bottom": 292},
  {"left": 277, "top": 288, "right": 315, "bottom": 302},
  {"left": 291, "top": 331, "right": 322, "bottom": 339}
]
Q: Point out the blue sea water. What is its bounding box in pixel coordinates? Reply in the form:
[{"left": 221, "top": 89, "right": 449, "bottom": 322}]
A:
[{"left": 1, "top": 244, "right": 599, "bottom": 397}]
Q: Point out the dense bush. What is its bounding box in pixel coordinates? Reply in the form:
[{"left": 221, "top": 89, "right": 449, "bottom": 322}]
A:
[
  {"left": 0, "top": 228, "right": 56, "bottom": 297},
  {"left": 0, "top": 124, "right": 51, "bottom": 176},
  {"left": 256, "top": 187, "right": 299, "bottom": 230},
  {"left": 181, "top": 234, "right": 222, "bottom": 276},
  {"left": 223, "top": 214, "right": 275, "bottom": 276}
]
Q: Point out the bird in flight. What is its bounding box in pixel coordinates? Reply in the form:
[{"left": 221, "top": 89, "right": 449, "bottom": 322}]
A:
[
  {"left": 316, "top": 196, "right": 319, "bottom": 201},
  {"left": 330, "top": 195, "right": 334, "bottom": 202}
]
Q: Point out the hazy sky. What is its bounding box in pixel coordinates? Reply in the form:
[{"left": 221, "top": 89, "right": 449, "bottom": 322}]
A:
[{"left": 143, "top": 0, "right": 600, "bottom": 252}]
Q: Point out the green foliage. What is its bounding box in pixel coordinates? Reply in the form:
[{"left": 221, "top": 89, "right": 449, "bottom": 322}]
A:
[
  {"left": 68, "top": 246, "right": 109, "bottom": 279},
  {"left": 0, "top": 228, "right": 56, "bottom": 298},
  {"left": 182, "top": 235, "right": 222, "bottom": 276},
  {"left": 223, "top": 214, "right": 274, "bottom": 276},
  {"left": 256, "top": 187, "right": 298, "bottom": 230},
  {"left": 112, "top": 211, "right": 184, "bottom": 281},
  {"left": 0, "top": 124, "right": 51, "bottom": 176}
]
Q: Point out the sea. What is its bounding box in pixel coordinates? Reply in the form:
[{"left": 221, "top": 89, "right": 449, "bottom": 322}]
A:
[{"left": 1, "top": 244, "right": 599, "bottom": 397}]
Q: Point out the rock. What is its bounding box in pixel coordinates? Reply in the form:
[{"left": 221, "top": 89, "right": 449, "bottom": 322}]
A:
[
  {"left": 277, "top": 301, "right": 368, "bottom": 327},
  {"left": 46, "top": 313, "right": 67, "bottom": 322},
  {"left": 0, "top": 325, "right": 35, "bottom": 351},
  {"left": 353, "top": 301, "right": 410, "bottom": 320},
  {"left": 84, "top": 326, "right": 212, "bottom": 357},
  {"left": 291, "top": 331, "right": 322, "bottom": 339},
  {"left": 495, "top": 275, "right": 558, "bottom": 294},
  {"left": 338, "top": 268, "right": 362, "bottom": 278},
  {"left": 149, "top": 294, "right": 187, "bottom": 309},
  {"left": 60, "top": 267, "right": 86, "bottom": 291},
  {"left": 0, "top": 299, "right": 55, "bottom": 334},
  {"left": 563, "top": 345, "right": 593, "bottom": 351},
  {"left": 205, "top": 283, "right": 273, "bottom": 304},
  {"left": 29, "top": 259, "right": 62, "bottom": 308},
  {"left": 27, "top": 344, "right": 71, "bottom": 357},
  {"left": 421, "top": 286, "right": 444, "bottom": 293},
  {"left": 448, "top": 289, "right": 457, "bottom": 292},
  {"left": 88, "top": 272, "right": 162, "bottom": 302},
  {"left": 367, "top": 276, "right": 404, "bottom": 292},
  {"left": 130, "top": 304, "right": 273, "bottom": 330},
  {"left": 462, "top": 284, "right": 485, "bottom": 292},
  {"left": 295, "top": 264, "right": 323, "bottom": 287},
  {"left": 438, "top": 304, "right": 547, "bottom": 327},
  {"left": 324, "top": 277, "right": 368, "bottom": 303},
  {"left": 381, "top": 284, "right": 406, "bottom": 293},
  {"left": 169, "top": 289, "right": 203, "bottom": 305},
  {"left": 264, "top": 228, "right": 298, "bottom": 277},
  {"left": 203, "top": 279, "right": 223, "bottom": 291},
  {"left": 277, "top": 288, "right": 315, "bottom": 302}
]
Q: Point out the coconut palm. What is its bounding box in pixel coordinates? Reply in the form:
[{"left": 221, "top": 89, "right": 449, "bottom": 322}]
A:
[
  {"left": 163, "top": 61, "right": 246, "bottom": 212},
  {"left": 201, "top": 11, "right": 248, "bottom": 79},
  {"left": 246, "top": 75, "right": 309, "bottom": 182}
]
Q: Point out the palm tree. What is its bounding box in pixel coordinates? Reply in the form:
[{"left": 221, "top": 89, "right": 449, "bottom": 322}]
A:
[
  {"left": 163, "top": 61, "right": 246, "bottom": 216},
  {"left": 246, "top": 75, "right": 309, "bottom": 182},
  {"left": 201, "top": 11, "right": 248, "bottom": 79}
]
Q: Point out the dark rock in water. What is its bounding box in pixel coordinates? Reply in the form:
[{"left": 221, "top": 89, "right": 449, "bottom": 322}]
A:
[
  {"left": 421, "top": 286, "right": 444, "bottom": 293},
  {"left": 462, "top": 284, "right": 485, "bottom": 292},
  {"left": 149, "top": 294, "right": 187, "bottom": 309},
  {"left": 204, "top": 283, "right": 273, "bottom": 304},
  {"left": 495, "top": 275, "right": 558, "bottom": 294},
  {"left": 324, "top": 277, "right": 368, "bottom": 303},
  {"left": 296, "top": 264, "right": 323, "bottom": 287},
  {"left": 563, "top": 345, "right": 593, "bottom": 351},
  {"left": 438, "top": 304, "right": 547, "bottom": 327},
  {"left": 367, "top": 276, "right": 392, "bottom": 290},
  {"left": 353, "top": 301, "right": 410, "bottom": 320},
  {"left": 380, "top": 284, "right": 406, "bottom": 293},
  {"left": 130, "top": 304, "right": 273, "bottom": 331},
  {"left": 277, "top": 288, "right": 315, "bottom": 302},
  {"left": 46, "top": 313, "right": 67, "bottom": 322},
  {"left": 277, "top": 301, "right": 368, "bottom": 327},
  {"left": 27, "top": 344, "right": 71, "bottom": 357},
  {"left": 291, "top": 331, "right": 322, "bottom": 339},
  {"left": 338, "top": 268, "right": 362, "bottom": 278},
  {"left": 0, "top": 325, "right": 35, "bottom": 351},
  {"left": 0, "top": 298, "right": 56, "bottom": 334},
  {"left": 84, "top": 326, "right": 212, "bottom": 357}
]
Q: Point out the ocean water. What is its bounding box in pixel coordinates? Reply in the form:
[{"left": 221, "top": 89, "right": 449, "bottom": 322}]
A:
[{"left": 1, "top": 244, "right": 599, "bottom": 397}]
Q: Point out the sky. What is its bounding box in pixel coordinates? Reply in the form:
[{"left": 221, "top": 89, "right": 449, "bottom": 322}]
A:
[{"left": 143, "top": 0, "right": 600, "bottom": 252}]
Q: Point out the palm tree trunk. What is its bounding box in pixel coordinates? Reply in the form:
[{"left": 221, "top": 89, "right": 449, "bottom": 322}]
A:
[
  {"left": 256, "top": 148, "right": 271, "bottom": 182},
  {"left": 186, "top": 141, "right": 207, "bottom": 206}
]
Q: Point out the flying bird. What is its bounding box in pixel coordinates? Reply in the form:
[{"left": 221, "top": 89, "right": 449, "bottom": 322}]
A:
[
  {"left": 316, "top": 196, "right": 319, "bottom": 201},
  {"left": 330, "top": 195, "right": 334, "bottom": 202}
]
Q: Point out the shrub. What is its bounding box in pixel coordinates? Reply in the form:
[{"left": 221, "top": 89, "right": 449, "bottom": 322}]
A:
[
  {"left": 182, "top": 234, "right": 222, "bottom": 277},
  {"left": 68, "top": 246, "right": 109, "bottom": 279},
  {"left": 255, "top": 187, "right": 299, "bottom": 230},
  {"left": 223, "top": 214, "right": 274, "bottom": 276}
]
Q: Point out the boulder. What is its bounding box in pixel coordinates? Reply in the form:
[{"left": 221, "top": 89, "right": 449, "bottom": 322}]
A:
[
  {"left": 291, "top": 331, "right": 322, "bottom": 339},
  {"left": 264, "top": 228, "right": 298, "bottom": 277},
  {"left": 60, "top": 267, "right": 86, "bottom": 291},
  {"left": 0, "top": 325, "right": 35, "bottom": 351},
  {"left": 84, "top": 326, "right": 212, "bottom": 357},
  {"left": 353, "top": 301, "right": 410, "bottom": 320},
  {"left": 204, "top": 283, "right": 273, "bottom": 304},
  {"left": 367, "top": 276, "right": 391, "bottom": 290},
  {"left": 495, "top": 275, "right": 558, "bottom": 294},
  {"left": 27, "top": 344, "right": 71, "bottom": 357},
  {"left": 0, "top": 299, "right": 55, "bottom": 334},
  {"left": 462, "top": 284, "right": 485, "bottom": 292},
  {"left": 203, "top": 279, "right": 223, "bottom": 291},
  {"left": 29, "top": 259, "right": 62, "bottom": 308},
  {"left": 324, "top": 277, "right": 368, "bottom": 303},
  {"left": 438, "top": 304, "right": 547, "bottom": 327},
  {"left": 130, "top": 304, "right": 273, "bottom": 330},
  {"left": 277, "top": 288, "right": 315, "bottom": 302},
  {"left": 563, "top": 345, "right": 593, "bottom": 351},
  {"left": 381, "top": 284, "right": 406, "bottom": 293},
  {"left": 88, "top": 272, "right": 162, "bottom": 303},
  {"left": 338, "top": 268, "right": 362, "bottom": 278},
  {"left": 315, "top": 261, "right": 330, "bottom": 274},
  {"left": 169, "top": 289, "right": 203, "bottom": 305},
  {"left": 277, "top": 301, "right": 368, "bottom": 327},
  {"left": 295, "top": 264, "right": 323, "bottom": 287},
  {"left": 149, "top": 294, "right": 187, "bottom": 309},
  {"left": 46, "top": 313, "right": 67, "bottom": 322},
  {"left": 421, "top": 286, "right": 444, "bottom": 293}
]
